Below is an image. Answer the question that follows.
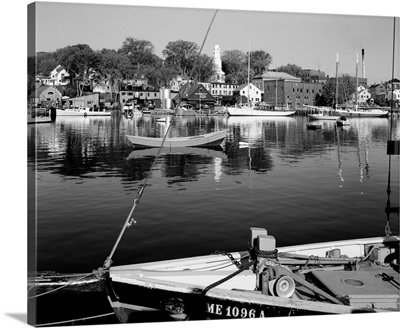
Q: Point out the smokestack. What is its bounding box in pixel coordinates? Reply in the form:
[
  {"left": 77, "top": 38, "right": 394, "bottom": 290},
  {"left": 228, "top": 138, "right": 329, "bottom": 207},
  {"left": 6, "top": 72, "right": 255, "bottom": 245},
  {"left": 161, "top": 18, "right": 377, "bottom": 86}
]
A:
[{"left": 362, "top": 49, "right": 365, "bottom": 79}]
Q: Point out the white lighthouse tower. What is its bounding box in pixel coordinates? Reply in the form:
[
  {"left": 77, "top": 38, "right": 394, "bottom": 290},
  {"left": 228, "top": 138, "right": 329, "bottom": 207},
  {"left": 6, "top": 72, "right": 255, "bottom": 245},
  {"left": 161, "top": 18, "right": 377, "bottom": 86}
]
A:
[{"left": 212, "top": 45, "right": 225, "bottom": 83}]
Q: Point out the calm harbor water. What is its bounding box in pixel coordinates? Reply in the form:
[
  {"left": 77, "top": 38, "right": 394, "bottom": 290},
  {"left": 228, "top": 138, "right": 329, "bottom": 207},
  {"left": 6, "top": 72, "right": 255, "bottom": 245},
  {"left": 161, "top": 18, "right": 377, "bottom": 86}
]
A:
[{"left": 28, "top": 112, "right": 399, "bottom": 325}]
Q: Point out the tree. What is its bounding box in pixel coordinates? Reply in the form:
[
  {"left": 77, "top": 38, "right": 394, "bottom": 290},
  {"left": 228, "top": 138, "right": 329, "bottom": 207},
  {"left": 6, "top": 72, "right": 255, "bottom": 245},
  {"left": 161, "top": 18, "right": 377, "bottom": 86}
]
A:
[
  {"left": 162, "top": 40, "right": 199, "bottom": 77},
  {"left": 56, "top": 44, "right": 101, "bottom": 96},
  {"left": 36, "top": 52, "right": 58, "bottom": 76},
  {"left": 27, "top": 56, "right": 37, "bottom": 99},
  {"left": 276, "top": 64, "right": 302, "bottom": 77},
  {"left": 250, "top": 50, "right": 272, "bottom": 76},
  {"left": 318, "top": 75, "right": 356, "bottom": 107},
  {"left": 96, "top": 49, "right": 126, "bottom": 101},
  {"left": 192, "top": 54, "right": 215, "bottom": 82},
  {"left": 221, "top": 49, "right": 247, "bottom": 84},
  {"left": 118, "top": 37, "right": 158, "bottom": 77},
  {"left": 145, "top": 64, "right": 179, "bottom": 89}
]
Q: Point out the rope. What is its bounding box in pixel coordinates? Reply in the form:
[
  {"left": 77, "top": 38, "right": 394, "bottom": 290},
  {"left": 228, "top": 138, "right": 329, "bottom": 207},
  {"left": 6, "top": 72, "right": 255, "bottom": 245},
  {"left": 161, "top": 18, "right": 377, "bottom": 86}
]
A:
[
  {"left": 201, "top": 259, "right": 255, "bottom": 296},
  {"left": 30, "top": 272, "right": 95, "bottom": 280},
  {"left": 248, "top": 246, "right": 278, "bottom": 261},
  {"left": 28, "top": 272, "right": 97, "bottom": 299},
  {"left": 103, "top": 124, "right": 172, "bottom": 269},
  {"left": 34, "top": 312, "right": 115, "bottom": 327}
]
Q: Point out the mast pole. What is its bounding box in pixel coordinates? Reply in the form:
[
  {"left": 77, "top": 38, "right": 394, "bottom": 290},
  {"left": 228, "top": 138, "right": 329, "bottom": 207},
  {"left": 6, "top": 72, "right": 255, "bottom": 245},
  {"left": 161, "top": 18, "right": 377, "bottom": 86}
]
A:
[
  {"left": 247, "top": 40, "right": 251, "bottom": 106},
  {"left": 335, "top": 53, "right": 339, "bottom": 109},
  {"left": 355, "top": 53, "right": 359, "bottom": 110}
]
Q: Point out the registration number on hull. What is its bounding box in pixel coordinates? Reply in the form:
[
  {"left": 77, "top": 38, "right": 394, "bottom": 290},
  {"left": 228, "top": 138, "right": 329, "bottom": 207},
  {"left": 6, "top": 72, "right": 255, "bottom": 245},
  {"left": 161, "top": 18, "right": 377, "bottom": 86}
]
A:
[{"left": 206, "top": 303, "right": 269, "bottom": 318}]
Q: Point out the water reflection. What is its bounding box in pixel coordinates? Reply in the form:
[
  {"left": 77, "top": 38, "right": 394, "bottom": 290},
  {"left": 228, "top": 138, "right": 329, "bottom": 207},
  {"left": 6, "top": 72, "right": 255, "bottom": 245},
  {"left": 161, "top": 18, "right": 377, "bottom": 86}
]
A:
[
  {"left": 27, "top": 113, "right": 399, "bottom": 273},
  {"left": 27, "top": 114, "right": 398, "bottom": 183}
]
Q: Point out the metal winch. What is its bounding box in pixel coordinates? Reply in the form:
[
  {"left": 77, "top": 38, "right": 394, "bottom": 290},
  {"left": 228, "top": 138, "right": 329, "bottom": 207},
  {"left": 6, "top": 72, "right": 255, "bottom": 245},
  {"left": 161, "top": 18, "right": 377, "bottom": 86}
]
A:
[{"left": 249, "top": 227, "right": 295, "bottom": 298}]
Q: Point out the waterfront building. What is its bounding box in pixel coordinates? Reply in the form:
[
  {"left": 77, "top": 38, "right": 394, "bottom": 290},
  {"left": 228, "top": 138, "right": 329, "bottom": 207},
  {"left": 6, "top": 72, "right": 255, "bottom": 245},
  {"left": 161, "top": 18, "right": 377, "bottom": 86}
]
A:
[
  {"left": 64, "top": 93, "right": 100, "bottom": 109},
  {"left": 337, "top": 75, "right": 368, "bottom": 89},
  {"left": 387, "top": 89, "right": 400, "bottom": 103},
  {"left": 29, "top": 84, "right": 63, "bottom": 107},
  {"left": 119, "top": 89, "right": 163, "bottom": 108},
  {"left": 299, "top": 69, "right": 326, "bottom": 83},
  {"left": 170, "top": 75, "right": 192, "bottom": 92},
  {"left": 233, "top": 83, "right": 262, "bottom": 104},
  {"left": 253, "top": 71, "right": 322, "bottom": 108},
  {"left": 355, "top": 85, "right": 372, "bottom": 104},
  {"left": 93, "top": 78, "right": 113, "bottom": 94},
  {"left": 369, "top": 83, "right": 387, "bottom": 100},
  {"left": 263, "top": 79, "right": 324, "bottom": 108},
  {"left": 200, "top": 82, "right": 239, "bottom": 105},
  {"left": 177, "top": 82, "right": 216, "bottom": 109},
  {"left": 35, "top": 65, "right": 70, "bottom": 87},
  {"left": 252, "top": 71, "right": 301, "bottom": 93}
]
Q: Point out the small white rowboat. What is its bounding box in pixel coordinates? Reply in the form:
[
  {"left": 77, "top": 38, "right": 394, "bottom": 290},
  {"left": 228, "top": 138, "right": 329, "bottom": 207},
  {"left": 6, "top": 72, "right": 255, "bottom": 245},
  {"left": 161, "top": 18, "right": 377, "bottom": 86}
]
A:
[{"left": 126, "top": 129, "right": 228, "bottom": 149}]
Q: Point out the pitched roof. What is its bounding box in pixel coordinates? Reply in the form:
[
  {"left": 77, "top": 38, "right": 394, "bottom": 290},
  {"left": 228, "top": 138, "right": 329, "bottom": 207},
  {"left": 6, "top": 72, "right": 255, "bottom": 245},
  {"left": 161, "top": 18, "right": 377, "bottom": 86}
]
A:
[
  {"left": 255, "top": 71, "right": 301, "bottom": 82},
  {"left": 179, "top": 82, "right": 215, "bottom": 102},
  {"left": 233, "top": 83, "right": 261, "bottom": 92},
  {"left": 29, "top": 85, "right": 62, "bottom": 98}
]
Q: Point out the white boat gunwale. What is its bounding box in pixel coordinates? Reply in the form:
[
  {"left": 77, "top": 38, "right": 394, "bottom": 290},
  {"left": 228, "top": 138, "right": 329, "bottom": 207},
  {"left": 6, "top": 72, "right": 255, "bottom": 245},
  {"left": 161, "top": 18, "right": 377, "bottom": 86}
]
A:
[
  {"left": 106, "top": 233, "right": 399, "bottom": 322},
  {"left": 126, "top": 129, "right": 228, "bottom": 148}
]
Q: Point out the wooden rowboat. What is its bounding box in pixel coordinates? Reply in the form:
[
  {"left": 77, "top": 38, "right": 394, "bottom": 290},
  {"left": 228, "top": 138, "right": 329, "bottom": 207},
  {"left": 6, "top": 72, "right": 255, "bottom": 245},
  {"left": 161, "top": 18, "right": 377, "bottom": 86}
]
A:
[
  {"left": 105, "top": 227, "right": 400, "bottom": 322},
  {"left": 126, "top": 129, "right": 228, "bottom": 149}
]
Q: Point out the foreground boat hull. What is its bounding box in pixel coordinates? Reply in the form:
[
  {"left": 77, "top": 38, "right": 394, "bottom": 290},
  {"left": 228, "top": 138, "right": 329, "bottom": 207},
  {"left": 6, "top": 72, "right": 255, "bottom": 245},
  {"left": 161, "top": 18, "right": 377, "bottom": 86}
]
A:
[
  {"left": 126, "top": 129, "right": 228, "bottom": 148},
  {"left": 106, "top": 234, "right": 399, "bottom": 323},
  {"left": 105, "top": 278, "right": 339, "bottom": 322}
]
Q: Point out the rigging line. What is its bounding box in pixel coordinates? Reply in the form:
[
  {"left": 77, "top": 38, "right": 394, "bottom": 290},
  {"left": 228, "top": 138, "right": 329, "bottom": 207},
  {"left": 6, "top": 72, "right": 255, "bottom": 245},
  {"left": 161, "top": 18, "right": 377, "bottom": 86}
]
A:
[
  {"left": 189, "top": 10, "right": 219, "bottom": 81},
  {"left": 103, "top": 123, "right": 172, "bottom": 269},
  {"left": 389, "top": 16, "right": 396, "bottom": 141},
  {"left": 102, "top": 9, "right": 219, "bottom": 271},
  {"left": 29, "top": 272, "right": 95, "bottom": 280},
  {"left": 385, "top": 17, "right": 397, "bottom": 236},
  {"left": 34, "top": 312, "right": 115, "bottom": 327},
  {"left": 27, "top": 272, "right": 96, "bottom": 299}
]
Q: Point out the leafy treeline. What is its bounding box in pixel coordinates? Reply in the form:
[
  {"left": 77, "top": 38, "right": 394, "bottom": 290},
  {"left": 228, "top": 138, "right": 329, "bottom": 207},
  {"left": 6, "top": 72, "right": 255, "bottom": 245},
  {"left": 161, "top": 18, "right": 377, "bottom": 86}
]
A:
[
  {"left": 28, "top": 37, "right": 275, "bottom": 100},
  {"left": 29, "top": 36, "right": 355, "bottom": 107}
]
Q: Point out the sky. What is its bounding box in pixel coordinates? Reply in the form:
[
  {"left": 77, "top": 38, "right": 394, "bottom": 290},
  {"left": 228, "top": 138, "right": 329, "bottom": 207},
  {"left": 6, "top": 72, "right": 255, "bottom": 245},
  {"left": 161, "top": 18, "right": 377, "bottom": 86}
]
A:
[
  {"left": 1, "top": 1, "right": 400, "bottom": 328},
  {"left": 31, "top": 0, "right": 400, "bottom": 85}
]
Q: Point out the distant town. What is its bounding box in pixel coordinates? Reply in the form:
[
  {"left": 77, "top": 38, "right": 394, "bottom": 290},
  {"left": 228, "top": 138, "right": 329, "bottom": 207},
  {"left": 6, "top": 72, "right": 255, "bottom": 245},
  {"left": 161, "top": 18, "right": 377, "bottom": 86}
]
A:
[{"left": 29, "top": 41, "right": 400, "bottom": 112}]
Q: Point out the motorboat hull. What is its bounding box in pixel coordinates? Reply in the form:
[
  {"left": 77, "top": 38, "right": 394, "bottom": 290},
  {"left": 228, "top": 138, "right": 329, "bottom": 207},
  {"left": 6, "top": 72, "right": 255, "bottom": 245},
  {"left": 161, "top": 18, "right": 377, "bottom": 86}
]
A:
[
  {"left": 56, "top": 109, "right": 112, "bottom": 116},
  {"left": 105, "top": 234, "right": 399, "bottom": 323},
  {"left": 334, "top": 109, "right": 388, "bottom": 118},
  {"left": 227, "top": 107, "right": 296, "bottom": 117}
]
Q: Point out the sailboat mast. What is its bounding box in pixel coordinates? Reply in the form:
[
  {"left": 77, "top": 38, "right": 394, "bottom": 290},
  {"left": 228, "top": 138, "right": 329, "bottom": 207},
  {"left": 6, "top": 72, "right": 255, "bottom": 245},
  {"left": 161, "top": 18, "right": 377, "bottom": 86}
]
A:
[
  {"left": 247, "top": 41, "right": 251, "bottom": 106},
  {"left": 335, "top": 53, "right": 339, "bottom": 108},
  {"left": 355, "top": 53, "right": 359, "bottom": 109}
]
